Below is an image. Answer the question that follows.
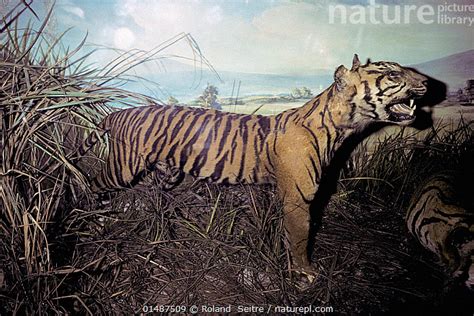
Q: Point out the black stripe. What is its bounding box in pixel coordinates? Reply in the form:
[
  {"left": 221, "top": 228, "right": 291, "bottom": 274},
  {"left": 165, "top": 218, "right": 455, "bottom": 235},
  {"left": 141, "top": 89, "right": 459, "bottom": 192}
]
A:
[
  {"left": 210, "top": 151, "right": 229, "bottom": 182},
  {"left": 363, "top": 81, "right": 376, "bottom": 109},
  {"left": 410, "top": 196, "right": 432, "bottom": 235},
  {"left": 375, "top": 74, "right": 384, "bottom": 91},
  {"left": 296, "top": 184, "right": 312, "bottom": 204},
  {"left": 238, "top": 116, "right": 252, "bottom": 180},
  {"left": 282, "top": 109, "right": 299, "bottom": 128},
  {"left": 431, "top": 207, "right": 469, "bottom": 219},
  {"left": 170, "top": 110, "right": 193, "bottom": 140},
  {"left": 377, "top": 84, "right": 399, "bottom": 96},
  {"left": 153, "top": 131, "right": 169, "bottom": 162},
  {"left": 256, "top": 116, "right": 271, "bottom": 154},
  {"left": 116, "top": 111, "right": 133, "bottom": 151},
  {"left": 180, "top": 111, "right": 203, "bottom": 142},
  {"left": 307, "top": 154, "right": 320, "bottom": 184},
  {"left": 419, "top": 186, "right": 456, "bottom": 204},
  {"left": 218, "top": 116, "right": 233, "bottom": 153},
  {"left": 132, "top": 107, "right": 153, "bottom": 134},
  {"left": 265, "top": 142, "right": 275, "bottom": 170},
  {"left": 303, "top": 99, "right": 320, "bottom": 120},
  {"left": 257, "top": 115, "right": 271, "bottom": 133},
  {"left": 360, "top": 111, "right": 378, "bottom": 120},
  {"left": 180, "top": 114, "right": 212, "bottom": 168},
  {"left": 189, "top": 122, "right": 214, "bottom": 177},
  {"left": 301, "top": 125, "right": 322, "bottom": 166},
  {"left": 256, "top": 125, "right": 265, "bottom": 154},
  {"left": 111, "top": 143, "right": 124, "bottom": 187},
  {"left": 272, "top": 113, "right": 283, "bottom": 153},
  {"left": 252, "top": 167, "right": 259, "bottom": 183},
  {"left": 147, "top": 111, "right": 170, "bottom": 163},
  {"left": 386, "top": 82, "right": 406, "bottom": 97},
  {"left": 305, "top": 165, "right": 316, "bottom": 186},
  {"left": 166, "top": 141, "right": 180, "bottom": 162},
  {"left": 213, "top": 111, "right": 224, "bottom": 139},
  {"left": 366, "top": 70, "right": 384, "bottom": 74},
  {"left": 165, "top": 106, "right": 181, "bottom": 127},
  {"left": 229, "top": 130, "right": 239, "bottom": 164},
  {"left": 319, "top": 100, "right": 333, "bottom": 162},
  {"left": 420, "top": 215, "right": 448, "bottom": 228},
  {"left": 143, "top": 107, "right": 166, "bottom": 142},
  {"left": 132, "top": 126, "right": 143, "bottom": 176}
]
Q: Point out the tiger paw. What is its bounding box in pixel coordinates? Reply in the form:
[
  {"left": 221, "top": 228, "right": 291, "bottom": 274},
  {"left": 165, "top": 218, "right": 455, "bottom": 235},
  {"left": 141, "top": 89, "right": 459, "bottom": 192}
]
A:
[{"left": 292, "top": 265, "right": 318, "bottom": 287}]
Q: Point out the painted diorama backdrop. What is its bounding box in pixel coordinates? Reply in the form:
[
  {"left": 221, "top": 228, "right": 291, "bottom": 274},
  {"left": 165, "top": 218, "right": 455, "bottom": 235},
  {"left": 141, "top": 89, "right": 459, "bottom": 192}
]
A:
[{"left": 0, "top": 0, "right": 473, "bottom": 314}]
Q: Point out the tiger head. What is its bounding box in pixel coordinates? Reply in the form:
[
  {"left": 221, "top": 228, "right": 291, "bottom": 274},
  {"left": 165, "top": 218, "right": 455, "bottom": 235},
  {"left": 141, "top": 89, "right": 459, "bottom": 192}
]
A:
[{"left": 334, "top": 54, "right": 428, "bottom": 126}]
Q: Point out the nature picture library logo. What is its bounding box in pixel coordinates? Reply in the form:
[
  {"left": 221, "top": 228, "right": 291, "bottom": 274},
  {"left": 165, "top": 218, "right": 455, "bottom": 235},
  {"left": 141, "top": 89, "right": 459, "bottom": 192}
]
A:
[{"left": 329, "top": 0, "right": 474, "bottom": 26}]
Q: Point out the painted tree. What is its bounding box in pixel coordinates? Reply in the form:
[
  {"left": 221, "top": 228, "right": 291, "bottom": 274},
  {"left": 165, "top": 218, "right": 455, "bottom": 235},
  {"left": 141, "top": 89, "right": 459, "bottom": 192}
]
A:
[
  {"left": 291, "top": 88, "right": 302, "bottom": 99},
  {"left": 291, "top": 87, "right": 312, "bottom": 99},
  {"left": 300, "top": 87, "right": 312, "bottom": 98},
  {"left": 168, "top": 96, "right": 179, "bottom": 105},
  {"left": 198, "top": 84, "right": 220, "bottom": 109}
]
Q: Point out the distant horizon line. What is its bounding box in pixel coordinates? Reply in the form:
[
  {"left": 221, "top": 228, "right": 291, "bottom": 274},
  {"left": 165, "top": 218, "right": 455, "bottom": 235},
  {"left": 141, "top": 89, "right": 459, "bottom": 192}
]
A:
[{"left": 156, "top": 48, "right": 473, "bottom": 77}]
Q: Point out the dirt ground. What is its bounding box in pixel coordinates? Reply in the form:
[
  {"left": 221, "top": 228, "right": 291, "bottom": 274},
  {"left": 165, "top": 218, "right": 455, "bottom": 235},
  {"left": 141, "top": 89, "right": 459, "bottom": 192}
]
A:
[{"left": 40, "top": 178, "right": 472, "bottom": 314}]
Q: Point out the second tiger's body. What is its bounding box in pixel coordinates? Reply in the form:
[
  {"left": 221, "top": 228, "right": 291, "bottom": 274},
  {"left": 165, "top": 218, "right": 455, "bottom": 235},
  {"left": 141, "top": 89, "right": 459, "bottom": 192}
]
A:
[{"left": 407, "top": 171, "right": 474, "bottom": 288}]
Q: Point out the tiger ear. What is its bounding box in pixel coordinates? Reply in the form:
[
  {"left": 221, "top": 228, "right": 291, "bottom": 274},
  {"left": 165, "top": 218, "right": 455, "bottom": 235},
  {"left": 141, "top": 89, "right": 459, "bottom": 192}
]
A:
[
  {"left": 334, "top": 65, "right": 348, "bottom": 91},
  {"left": 365, "top": 58, "right": 372, "bottom": 65},
  {"left": 351, "top": 54, "right": 360, "bottom": 71}
]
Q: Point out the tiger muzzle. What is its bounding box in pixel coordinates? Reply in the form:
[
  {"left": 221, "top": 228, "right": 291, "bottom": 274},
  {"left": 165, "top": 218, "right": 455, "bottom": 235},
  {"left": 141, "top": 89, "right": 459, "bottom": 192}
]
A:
[{"left": 386, "top": 82, "right": 428, "bottom": 124}]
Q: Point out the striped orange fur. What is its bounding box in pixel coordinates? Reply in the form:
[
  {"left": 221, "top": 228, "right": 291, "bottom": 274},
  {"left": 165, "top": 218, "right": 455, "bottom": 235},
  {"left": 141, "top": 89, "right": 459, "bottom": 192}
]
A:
[{"left": 407, "top": 171, "right": 473, "bottom": 289}]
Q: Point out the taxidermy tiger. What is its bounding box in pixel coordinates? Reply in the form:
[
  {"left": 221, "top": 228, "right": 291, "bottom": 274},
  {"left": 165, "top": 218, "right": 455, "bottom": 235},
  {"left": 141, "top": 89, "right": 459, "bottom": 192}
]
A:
[
  {"left": 407, "top": 171, "right": 473, "bottom": 289},
  {"left": 79, "top": 54, "right": 428, "bottom": 273}
]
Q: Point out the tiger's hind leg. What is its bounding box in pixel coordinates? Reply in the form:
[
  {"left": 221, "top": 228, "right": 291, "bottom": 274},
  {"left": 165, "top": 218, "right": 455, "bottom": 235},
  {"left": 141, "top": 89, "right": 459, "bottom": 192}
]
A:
[{"left": 90, "top": 145, "right": 148, "bottom": 192}]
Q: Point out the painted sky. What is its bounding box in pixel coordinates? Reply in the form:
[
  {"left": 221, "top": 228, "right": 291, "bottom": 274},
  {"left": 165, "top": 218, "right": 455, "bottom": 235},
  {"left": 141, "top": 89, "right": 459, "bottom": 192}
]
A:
[{"left": 10, "top": 0, "right": 474, "bottom": 75}]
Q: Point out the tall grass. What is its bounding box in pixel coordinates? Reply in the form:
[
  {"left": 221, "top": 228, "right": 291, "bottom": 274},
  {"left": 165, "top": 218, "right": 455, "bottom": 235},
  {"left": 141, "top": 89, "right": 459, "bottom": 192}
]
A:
[{"left": 341, "top": 119, "right": 474, "bottom": 208}]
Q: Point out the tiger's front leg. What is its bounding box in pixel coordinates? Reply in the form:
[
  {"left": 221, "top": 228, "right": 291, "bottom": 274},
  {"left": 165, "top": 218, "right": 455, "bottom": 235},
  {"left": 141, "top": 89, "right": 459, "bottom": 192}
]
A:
[{"left": 275, "top": 160, "right": 318, "bottom": 274}]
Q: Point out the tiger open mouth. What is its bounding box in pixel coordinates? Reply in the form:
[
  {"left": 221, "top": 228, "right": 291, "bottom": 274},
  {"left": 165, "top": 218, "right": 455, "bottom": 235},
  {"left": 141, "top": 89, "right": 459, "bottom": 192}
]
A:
[{"left": 387, "top": 98, "right": 417, "bottom": 123}]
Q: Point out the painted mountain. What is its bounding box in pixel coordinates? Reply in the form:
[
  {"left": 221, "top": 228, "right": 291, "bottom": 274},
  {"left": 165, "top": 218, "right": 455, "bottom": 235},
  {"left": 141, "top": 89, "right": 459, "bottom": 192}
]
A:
[
  {"left": 125, "top": 49, "right": 473, "bottom": 101},
  {"left": 411, "top": 49, "right": 474, "bottom": 91}
]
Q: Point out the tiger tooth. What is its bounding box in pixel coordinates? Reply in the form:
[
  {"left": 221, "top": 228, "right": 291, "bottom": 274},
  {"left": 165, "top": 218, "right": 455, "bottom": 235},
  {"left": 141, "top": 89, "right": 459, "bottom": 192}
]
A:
[{"left": 410, "top": 99, "right": 414, "bottom": 109}]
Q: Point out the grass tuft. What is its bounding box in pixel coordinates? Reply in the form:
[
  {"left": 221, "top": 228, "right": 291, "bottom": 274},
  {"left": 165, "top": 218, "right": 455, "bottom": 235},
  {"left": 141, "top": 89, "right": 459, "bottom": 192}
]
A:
[{"left": 0, "top": 4, "right": 211, "bottom": 314}]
